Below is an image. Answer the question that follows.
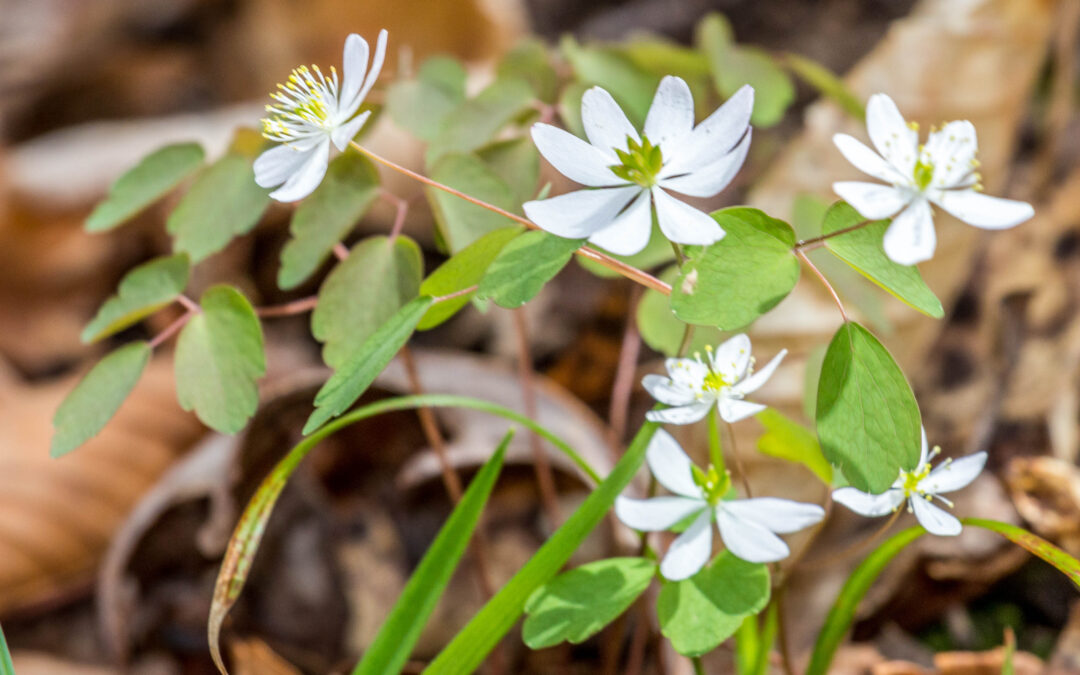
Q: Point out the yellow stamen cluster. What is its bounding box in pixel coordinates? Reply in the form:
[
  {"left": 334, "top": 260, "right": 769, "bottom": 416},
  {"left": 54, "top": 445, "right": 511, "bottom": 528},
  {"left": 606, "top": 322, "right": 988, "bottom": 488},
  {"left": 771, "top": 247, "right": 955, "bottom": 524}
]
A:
[{"left": 261, "top": 64, "right": 340, "bottom": 143}]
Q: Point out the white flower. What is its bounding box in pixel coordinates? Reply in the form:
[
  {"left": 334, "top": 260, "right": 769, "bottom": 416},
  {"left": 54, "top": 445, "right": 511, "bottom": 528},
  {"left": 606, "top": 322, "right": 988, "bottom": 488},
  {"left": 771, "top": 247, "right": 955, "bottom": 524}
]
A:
[
  {"left": 254, "top": 30, "right": 388, "bottom": 202},
  {"left": 643, "top": 333, "right": 786, "bottom": 426},
  {"left": 832, "top": 427, "right": 986, "bottom": 536},
  {"left": 832, "top": 93, "right": 1034, "bottom": 265},
  {"left": 523, "top": 76, "right": 753, "bottom": 255},
  {"left": 615, "top": 430, "right": 824, "bottom": 580}
]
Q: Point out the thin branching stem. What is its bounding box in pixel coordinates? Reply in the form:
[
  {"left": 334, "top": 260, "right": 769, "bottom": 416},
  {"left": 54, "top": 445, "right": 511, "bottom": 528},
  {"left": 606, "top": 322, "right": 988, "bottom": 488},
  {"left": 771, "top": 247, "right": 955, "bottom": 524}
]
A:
[{"left": 796, "top": 248, "right": 848, "bottom": 322}]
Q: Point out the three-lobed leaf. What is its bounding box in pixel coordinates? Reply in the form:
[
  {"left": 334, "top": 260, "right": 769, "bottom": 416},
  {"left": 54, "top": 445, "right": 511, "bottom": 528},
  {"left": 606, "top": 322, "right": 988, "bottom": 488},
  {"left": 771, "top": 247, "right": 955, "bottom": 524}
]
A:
[
  {"left": 755, "top": 409, "right": 833, "bottom": 485},
  {"left": 815, "top": 322, "right": 921, "bottom": 492},
  {"left": 497, "top": 40, "right": 559, "bottom": 103},
  {"left": 175, "top": 285, "right": 266, "bottom": 434},
  {"left": 82, "top": 253, "right": 190, "bottom": 343},
  {"left": 386, "top": 56, "right": 468, "bottom": 141},
  {"left": 86, "top": 142, "right": 204, "bottom": 232},
  {"left": 637, "top": 265, "right": 721, "bottom": 357},
  {"left": 475, "top": 230, "right": 584, "bottom": 309},
  {"left": 425, "top": 77, "right": 536, "bottom": 165},
  {"left": 427, "top": 153, "right": 521, "bottom": 252},
  {"left": 476, "top": 138, "right": 540, "bottom": 205}
]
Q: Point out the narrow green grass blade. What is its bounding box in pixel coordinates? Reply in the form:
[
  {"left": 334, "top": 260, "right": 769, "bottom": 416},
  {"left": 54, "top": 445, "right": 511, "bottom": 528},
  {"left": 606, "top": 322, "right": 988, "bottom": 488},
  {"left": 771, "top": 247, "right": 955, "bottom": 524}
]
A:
[
  {"left": 0, "top": 622, "right": 14, "bottom": 675},
  {"left": 423, "top": 421, "right": 659, "bottom": 674},
  {"left": 353, "top": 431, "right": 510, "bottom": 675},
  {"left": 964, "top": 518, "right": 1080, "bottom": 588}
]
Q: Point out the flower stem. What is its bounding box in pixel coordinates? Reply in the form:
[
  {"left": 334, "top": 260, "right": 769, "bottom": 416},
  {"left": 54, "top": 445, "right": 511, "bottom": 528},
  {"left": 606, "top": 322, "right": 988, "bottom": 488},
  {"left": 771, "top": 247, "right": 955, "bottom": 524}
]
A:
[
  {"left": 692, "top": 655, "right": 707, "bottom": 675},
  {"left": 148, "top": 309, "right": 193, "bottom": 349},
  {"left": 350, "top": 141, "right": 672, "bottom": 295},
  {"left": 793, "top": 219, "right": 871, "bottom": 251},
  {"left": 608, "top": 286, "right": 644, "bottom": 452},
  {"left": 726, "top": 421, "right": 752, "bottom": 497},
  {"left": 256, "top": 295, "right": 318, "bottom": 318},
  {"left": 707, "top": 408, "right": 725, "bottom": 474},
  {"left": 796, "top": 249, "right": 848, "bottom": 322}
]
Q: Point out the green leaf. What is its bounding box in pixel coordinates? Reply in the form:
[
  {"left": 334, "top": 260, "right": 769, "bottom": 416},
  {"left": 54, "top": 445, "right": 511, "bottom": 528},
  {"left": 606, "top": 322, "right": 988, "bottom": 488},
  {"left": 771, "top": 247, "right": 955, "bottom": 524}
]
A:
[
  {"left": 425, "top": 422, "right": 659, "bottom": 674},
  {"left": 81, "top": 254, "right": 190, "bottom": 343},
  {"left": 557, "top": 81, "right": 589, "bottom": 138},
  {"left": 312, "top": 236, "right": 423, "bottom": 369},
  {"left": 806, "top": 526, "right": 925, "bottom": 675},
  {"left": 523, "top": 557, "right": 656, "bottom": 649},
  {"left": 427, "top": 153, "right": 520, "bottom": 252},
  {"left": 476, "top": 137, "right": 540, "bottom": 205},
  {"left": 815, "top": 322, "right": 921, "bottom": 492},
  {"left": 426, "top": 77, "right": 536, "bottom": 165},
  {"left": 498, "top": 40, "right": 559, "bottom": 103},
  {"left": 475, "top": 230, "right": 584, "bottom": 308},
  {"left": 782, "top": 53, "right": 865, "bottom": 120},
  {"left": 304, "top": 296, "right": 434, "bottom": 434},
  {"left": 0, "top": 622, "right": 13, "bottom": 675},
  {"left": 277, "top": 151, "right": 381, "bottom": 289},
  {"left": 822, "top": 202, "right": 944, "bottom": 318},
  {"left": 637, "top": 265, "right": 721, "bottom": 357},
  {"left": 175, "top": 286, "right": 266, "bottom": 434},
  {"left": 657, "top": 551, "right": 771, "bottom": 657},
  {"left": 560, "top": 36, "right": 659, "bottom": 125},
  {"left": 167, "top": 152, "right": 270, "bottom": 262},
  {"left": 755, "top": 409, "right": 833, "bottom": 484},
  {"left": 354, "top": 432, "right": 510, "bottom": 675},
  {"left": 619, "top": 38, "right": 712, "bottom": 82},
  {"left": 51, "top": 341, "right": 151, "bottom": 457},
  {"left": 86, "top": 143, "right": 204, "bottom": 231},
  {"left": 418, "top": 226, "right": 524, "bottom": 330},
  {"left": 386, "top": 56, "right": 467, "bottom": 141},
  {"left": 696, "top": 14, "right": 794, "bottom": 127},
  {"left": 672, "top": 208, "right": 799, "bottom": 330},
  {"left": 964, "top": 518, "right": 1080, "bottom": 588}
]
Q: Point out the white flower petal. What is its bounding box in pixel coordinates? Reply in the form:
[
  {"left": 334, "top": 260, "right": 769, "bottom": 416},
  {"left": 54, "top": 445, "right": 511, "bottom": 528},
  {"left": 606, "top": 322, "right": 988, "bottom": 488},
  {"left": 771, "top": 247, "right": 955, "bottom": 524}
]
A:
[
  {"left": 652, "top": 187, "right": 725, "bottom": 246},
  {"left": 268, "top": 139, "right": 330, "bottom": 202},
  {"left": 667, "top": 357, "right": 708, "bottom": 389},
  {"left": 717, "top": 398, "right": 767, "bottom": 423},
  {"left": 910, "top": 496, "right": 962, "bottom": 536},
  {"left": 646, "top": 429, "right": 704, "bottom": 499},
  {"left": 722, "top": 497, "right": 825, "bottom": 534},
  {"left": 642, "top": 374, "right": 696, "bottom": 407},
  {"left": 660, "top": 509, "right": 714, "bottom": 581},
  {"left": 833, "top": 181, "right": 909, "bottom": 219},
  {"left": 615, "top": 495, "right": 706, "bottom": 532},
  {"left": 664, "top": 85, "right": 753, "bottom": 176},
  {"left": 917, "top": 426, "right": 930, "bottom": 468},
  {"left": 530, "top": 123, "right": 623, "bottom": 187},
  {"left": 645, "top": 75, "right": 695, "bottom": 150},
  {"left": 659, "top": 129, "right": 751, "bottom": 198},
  {"left": 354, "top": 29, "right": 388, "bottom": 112},
  {"left": 523, "top": 186, "right": 640, "bottom": 239},
  {"left": 832, "top": 487, "right": 905, "bottom": 517},
  {"left": 922, "top": 452, "right": 986, "bottom": 495},
  {"left": 339, "top": 33, "right": 371, "bottom": 112},
  {"left": 733, "top": 349, "right": 786, "bottom": 396},
  {"left": 331, "top": 110, "right": 371, "bottom": 151},
  {"left": 254, "top": 144, "right": 314, "bottom": 189},
  {"left": 924, "top": 120, "right": 977, "bottom": 188},
  {"left": 587, "top": 190, "right": 654, "bottom": 255},
  {"left": 833, "top": 133, "right": 906, "bottom": 184},
  {"left": 716, "top": 504, "right": 790, "bottom": 563},
  {"left": 581, "top": 86, "right": 639, "bottom": 152},
  {"left": 882, "top": 198, "right": 936, "bottom": 265},
  {"left": 866, "top": 93, "right": 918, "bottom": 177},
  {"left": 646, "top": 400, "right": 714, "bottom": 425},
  {"left": 711, "top": 334, "right": 751, "bottom": 383},
  {"left": 931, "top": 190, "right": 1034, "bottom": 230}
]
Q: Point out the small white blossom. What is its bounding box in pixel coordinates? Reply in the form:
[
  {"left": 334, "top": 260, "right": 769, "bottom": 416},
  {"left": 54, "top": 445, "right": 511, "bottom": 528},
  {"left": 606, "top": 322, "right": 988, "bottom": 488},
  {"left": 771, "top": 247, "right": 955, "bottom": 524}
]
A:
[
  {"left": 643, "top": 334, "right": 786, "bottom": 426},
  {"left": 615, "top": 430, "right": 824, "bottom": 580},
  {"left": 254, "top": 30, "right": 388, "bottom": 202},
  {"left": 832, "top": 427, "right": 986, "bottom": 536},
  {"left": 832, "top": 93, "right": 1033, "bottom": 265},
  {"left": 523, "top": 76, "right": 753, "bottom": 255}
]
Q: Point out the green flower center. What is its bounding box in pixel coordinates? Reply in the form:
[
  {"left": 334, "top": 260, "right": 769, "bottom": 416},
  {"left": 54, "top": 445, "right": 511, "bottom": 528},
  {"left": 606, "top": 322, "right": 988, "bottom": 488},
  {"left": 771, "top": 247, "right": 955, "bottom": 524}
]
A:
[
  {"left": 610, "top": 135, "right": 664, "bottom": 188},
  {"left": 913, "top": 157, "right": 935, "bottom": 191},
  {"left": 692, "top": 463, "right": 731, "bottom": 505}
]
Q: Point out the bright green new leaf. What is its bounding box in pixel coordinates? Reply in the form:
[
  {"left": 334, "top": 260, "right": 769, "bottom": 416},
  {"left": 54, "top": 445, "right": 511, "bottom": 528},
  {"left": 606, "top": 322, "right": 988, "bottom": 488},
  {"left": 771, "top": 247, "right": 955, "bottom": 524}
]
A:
[
  {"left": 86, "top": 143, "right": 204, "bottom": 232},
  {"left": 0, "top": 622, "right": 13, "bottom": 675},
  {"left": 426, "top": 77, "right": 536, "bottom": 164},
  {"left": 277, "top": 152, "right": 381, "bottom": 289},
  {"left": 81, "top": 254, "right": 190, "bottom": 343},
  {"left": 498, "top": 40, "right": 559, "bottom": 103},
  {"left": 425, "top": 422, "right": 659, "bottom": 674},
  {"left": 783, "top": 53, "right": 865, "bottom": 120},
  {"left": 312, "top": 236, "right": 423, "bottom": 369},
  {"left": 637, "top": 265, "right": 721, "bottom": 357},
  {"left": 816, "top": 322, "right": 921, "bottom": 492},
  {"left": 167, "top": 152, "right": 270, "bottom": 262},
  {"left": 822, "top": 202, "right": 944, "bottom": 318},
  {"left": 386, "top": 56, "right": 467, "bottom": 141},
  {"left": 620, "top": 38, "right": 711, "bottom": 82},
  {"left": 672, "top": 208, "right": 799, "bottom": 330},
  {"left": 418, "top": 226, "right": 524, "bottom": 330},
  {"left": 475, "top": 230, "right": 584, "bottom": 309},
  {"left": 523, "top": 557, "right": 656, "bottom": 649},
  {"left": 657, "top": 551, "right": 771, "bottom": 657},
  {"left": 427, "top": 153, "right": 520, "bottom": 252},
  {"left": 354, "top": 432, "right": 510, "bottom": 675},
  {"left": 304, "top": 296, "right": 434, "bottom": 434},
  {"left": 51, "top": 341, "right": 151, "bottom": 457},
  {"left": 477, "top": 138, "right": 540, "bottom": 205},
  {"left": 755, "top": 409, "right": 833, "bottom": 485},
  {"left": 175, "top": 286, "right": 266, "bottom": 434},
  {"left": 560, "top": 36, "right": 659, "bottom": 125}
]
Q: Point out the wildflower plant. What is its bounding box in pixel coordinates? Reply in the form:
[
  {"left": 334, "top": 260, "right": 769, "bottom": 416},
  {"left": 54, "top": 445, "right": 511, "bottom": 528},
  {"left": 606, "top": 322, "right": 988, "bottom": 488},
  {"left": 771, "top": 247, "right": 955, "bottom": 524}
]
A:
[{"left": 53, "top": 12, "right": 1077, "bottom": 675}]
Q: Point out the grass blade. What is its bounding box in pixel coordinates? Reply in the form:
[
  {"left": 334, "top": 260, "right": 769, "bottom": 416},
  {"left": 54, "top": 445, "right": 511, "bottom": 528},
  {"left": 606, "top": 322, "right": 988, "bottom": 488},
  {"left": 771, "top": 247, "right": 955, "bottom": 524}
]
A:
[
  {"left": 964, "top": 518, "right": 1080, "bottom": 588},
  {"left": 0, "top": 622, "right": 14, "bottom": 675}
]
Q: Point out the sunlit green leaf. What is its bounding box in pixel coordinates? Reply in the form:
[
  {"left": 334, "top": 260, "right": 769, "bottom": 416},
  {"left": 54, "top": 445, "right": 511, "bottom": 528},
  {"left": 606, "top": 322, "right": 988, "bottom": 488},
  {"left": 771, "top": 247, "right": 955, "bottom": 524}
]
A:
[
  {"left": 86, "top": 143, "right": 204, "bottom": 231},
  {"left": 560, "top": 35, "right": 659, "bottom": 125},
  {"left": 82, "top": 253, "right": 189, "bottom": 343},
  {"left": 637, "top": 265, "right": 721, "bottom": 357},
  {"left": 755, "top": 409, "right": 833, "bottom": 484},
  {"left": 427, "top": 153, "right": 520, "bottom": 252},
  {"left": 476, "top": 230, "right": 584, "bottom": 308}
]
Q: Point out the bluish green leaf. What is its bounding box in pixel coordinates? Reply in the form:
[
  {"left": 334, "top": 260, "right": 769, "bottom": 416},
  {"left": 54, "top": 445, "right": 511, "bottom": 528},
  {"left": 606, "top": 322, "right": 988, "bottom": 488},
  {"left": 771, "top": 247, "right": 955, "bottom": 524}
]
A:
[
  {"left": 312, "top": 236, "right": 423, "bottom": 369},
  {"left": 498, "top": 40, "right": 559, "bottom": 103},
  {"left": 822, "top": 202, "right": 944, "bottom": 318},
  {"left": 816, "top": 322, "right": 921, "bottom": 492},
  {"left": 783, "top": 53, "right": 865, "bottom": 120},
  {"left": 672, "top": 208, "right": 799, "bottom": 330},
  {"left": 426, "top": 77, "right": 536, "bottom": 164},
  {"left": 51, "top": 341, "right": 150, "bottom": 457},
  {"left": 476, "top": 230, "right": 584, "bottom": 308},
  {"left": 523, "top": 557, "right": 656, "bottom": 649},
  {"left": 278, "top": 151, "right": 381, "bottom": 289},
  {"left": 82, "top": 254, "right": 190, "bottom": 343},
  {"left": 304, "top": 296, "right": 434, "bottom": 434},
  {"left": 755, "top": 409, "right": 832, "bottom": 485},
  {"left": 175, "top": 286, "right": 266, "bottom": 434},
  {"left": 86, "top": 143, "right": 204, "bottom": 231},
  {"left": 386, "top": 56, "right": 467, "bottom": 141},
  {"left": 637, "top": 265, "right": 721, "bottom": 357},
  {"left": 557, "top": 81, "right": 589, "bottom": 139},
  {"left": 560, "top": 36, "right": 659, "bottom": 125},
  {"left": 657, "top": 551, "right": 771, "bottom": 657},
  {"left": 354, "top": 432, "right": 510, "bottom": 675},
  {"left": 477, "top": 137, "right": 540, "bottom": 205},
  {"left": 427, "top": 153, "right": 520, "bottom": 252}
]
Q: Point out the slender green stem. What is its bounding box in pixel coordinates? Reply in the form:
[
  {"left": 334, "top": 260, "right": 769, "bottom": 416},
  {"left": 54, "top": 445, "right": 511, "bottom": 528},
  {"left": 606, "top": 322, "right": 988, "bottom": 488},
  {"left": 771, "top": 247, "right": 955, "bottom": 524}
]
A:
[
  {"left": 677, "top": 323, "right": 696, "bottom": 357},
  {"left": 692, "top": 655, "right": 707, "bottom": 675},
  {"left": 793, "top": 219, "right": 871, "bottom": 250},
  {"left": 707, "top": 407, "right": 725, "bottom": 474}
]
